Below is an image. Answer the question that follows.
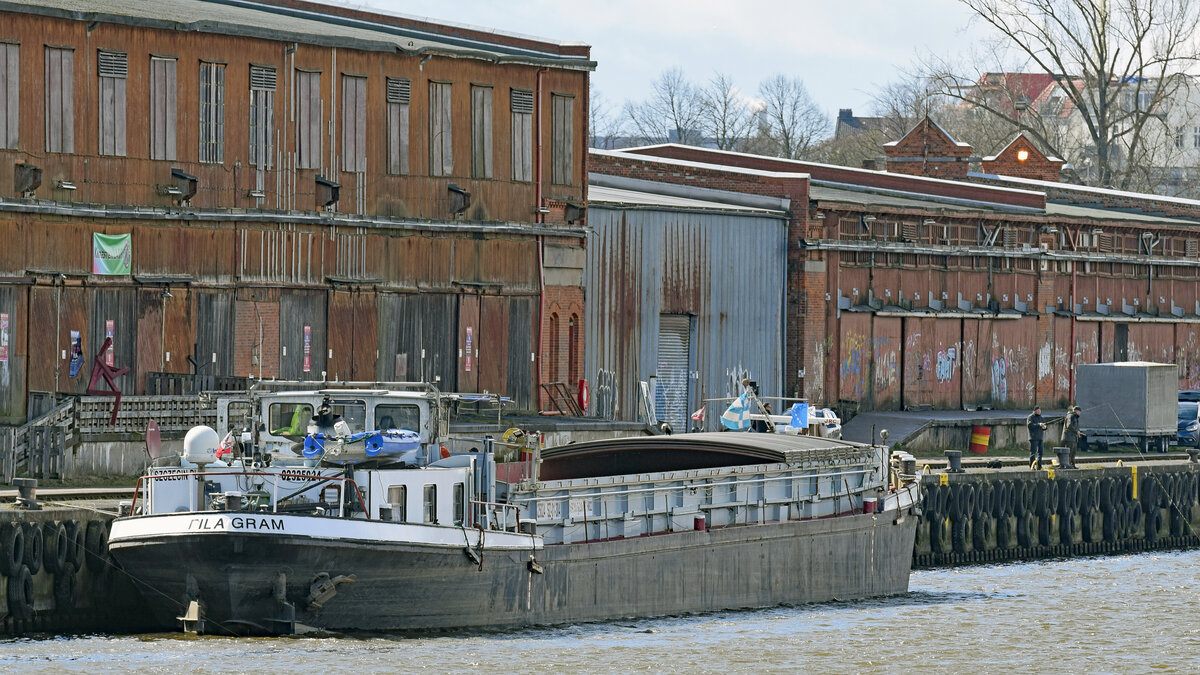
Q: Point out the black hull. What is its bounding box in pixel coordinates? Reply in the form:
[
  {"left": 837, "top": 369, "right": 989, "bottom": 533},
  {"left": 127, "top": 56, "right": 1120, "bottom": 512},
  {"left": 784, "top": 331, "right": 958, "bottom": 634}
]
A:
[{"left": 110, "top": 511, "right": 918, "bottom": 635}]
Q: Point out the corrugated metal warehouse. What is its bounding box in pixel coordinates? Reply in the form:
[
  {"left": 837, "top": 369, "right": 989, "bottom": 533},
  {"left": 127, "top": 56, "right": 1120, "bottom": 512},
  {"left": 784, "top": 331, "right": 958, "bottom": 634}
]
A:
[
  {"left": 584, "top": 176, "right": 789, "bottom": 431},
  {"left": 0, "top": 0, "right": 593, "bottom": 423},
  {"left": 590, "top": 125, "right": 1200, "bottom": 416}
]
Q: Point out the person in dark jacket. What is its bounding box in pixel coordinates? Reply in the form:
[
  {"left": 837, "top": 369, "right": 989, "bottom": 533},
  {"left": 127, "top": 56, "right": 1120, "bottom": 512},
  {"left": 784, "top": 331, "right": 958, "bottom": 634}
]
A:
[
  {"left": 1062, "top": 406, "right": 1082, "bottom": 467},
  {"left": 1027, "top": 406, "right": 1047, "bottom": 469}
]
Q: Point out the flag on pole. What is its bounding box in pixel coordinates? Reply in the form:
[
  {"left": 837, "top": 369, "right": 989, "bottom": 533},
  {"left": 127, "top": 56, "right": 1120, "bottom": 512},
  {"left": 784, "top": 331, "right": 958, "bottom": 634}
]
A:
[
  {"left": 690, "top": 407, "right": 705, "bottom": 422},
  {"left": 789, "top": 402, "right": 809, "bottom": 429},
  {"left": 721, "top": 393, "right": 752, "bottom": 430}
]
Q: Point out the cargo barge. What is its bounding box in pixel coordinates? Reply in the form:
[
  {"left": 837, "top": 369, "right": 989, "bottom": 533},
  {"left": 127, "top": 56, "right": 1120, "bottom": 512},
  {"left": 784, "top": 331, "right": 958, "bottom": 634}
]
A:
[{"left": 107, "top": 384, "right": 922, "bottom": 635}]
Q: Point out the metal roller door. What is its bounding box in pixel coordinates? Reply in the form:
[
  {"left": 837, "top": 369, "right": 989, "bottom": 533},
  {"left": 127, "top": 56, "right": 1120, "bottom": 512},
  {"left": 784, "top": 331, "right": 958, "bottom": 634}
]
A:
[{"left": 655, "top": 314, "right": 692, "bottom": 432}]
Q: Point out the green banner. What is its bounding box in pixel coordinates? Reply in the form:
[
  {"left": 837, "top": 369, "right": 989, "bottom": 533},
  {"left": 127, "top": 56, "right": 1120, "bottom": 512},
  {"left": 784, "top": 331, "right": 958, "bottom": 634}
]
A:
[{"left": 93, "top": 233, "right": 132, "bottom": 275}]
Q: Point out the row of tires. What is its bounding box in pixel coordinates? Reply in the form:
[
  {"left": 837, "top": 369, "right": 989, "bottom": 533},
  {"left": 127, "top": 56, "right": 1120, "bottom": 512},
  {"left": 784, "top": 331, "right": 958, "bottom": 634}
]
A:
[
  {"left": 2, "top": 519, "right": 110, "bottom": 622},
  {"left": 917, "top": 472, "right": 1200, "bottom": 558}
]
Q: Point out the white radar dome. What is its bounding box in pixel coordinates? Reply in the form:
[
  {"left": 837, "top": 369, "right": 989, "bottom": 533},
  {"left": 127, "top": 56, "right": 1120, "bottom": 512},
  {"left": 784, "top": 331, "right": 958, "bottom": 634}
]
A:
[{"left": 183, "top": 425, "right": 220, "bottom": 465}]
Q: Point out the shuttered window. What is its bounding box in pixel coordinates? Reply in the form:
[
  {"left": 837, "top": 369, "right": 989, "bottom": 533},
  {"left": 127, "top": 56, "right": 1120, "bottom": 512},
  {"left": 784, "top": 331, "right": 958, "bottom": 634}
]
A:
[
  {"left": 295, "top": 70, "right": 321, "bottom": 170},
  {"left": 97, "top": 50, "right": 127, "bottom": 156},
  {"left": 0, "top": 43, "right": 17, "bottom": 150},
  {"left": 341, "top": 74, "right": 366, "bottom": 173},
  {"left": 44, "top": 46, "right": 74, "bottom": 154},
  {"left": 551, "top": 94, "right": 573, "bottom": 185},
  {"left": 510, "top": 88, "right": 532, "bottom": 182},
  {"left": 385, "top": 77, "right": 410, "bottom": 175},
  {"left": 470, "top": 85, "right": 493, "bottom": 178},
  {"left": 249, "top": 65, "right": 275, "bottom": 168},
  {"left": 149, "top": 56, "right": 176, "bottom": 160},
  {"left": 198, "top": 61, "right": 225, "bottom": 163},
  {"left": 428, "top": 81, "right": 452, "bottom": 176}
]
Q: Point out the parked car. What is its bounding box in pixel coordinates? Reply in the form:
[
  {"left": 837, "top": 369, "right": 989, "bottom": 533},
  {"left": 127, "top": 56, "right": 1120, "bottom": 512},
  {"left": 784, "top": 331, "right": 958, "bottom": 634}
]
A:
[
  {"left": 1180, "top": 390, "right": 1200, "bottom": 402},
  {"left": 810, "top": 407, "right": 843, "bottom": 439},
  {"left": 1178, "top": 401, "right": 1200, "bottom": 447}
]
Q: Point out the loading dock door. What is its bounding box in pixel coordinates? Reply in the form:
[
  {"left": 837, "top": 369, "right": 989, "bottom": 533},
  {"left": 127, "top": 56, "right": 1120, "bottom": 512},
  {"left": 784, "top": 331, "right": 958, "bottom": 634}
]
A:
[{"left": 655, "top": 314, "right": 693, "bottom": 432}]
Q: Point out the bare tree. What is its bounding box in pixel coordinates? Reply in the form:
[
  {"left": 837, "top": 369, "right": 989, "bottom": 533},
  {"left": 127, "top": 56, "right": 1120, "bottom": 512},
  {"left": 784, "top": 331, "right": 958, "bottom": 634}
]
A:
[
  {"left": 697, "top": 72, "right": 756, "bottom": 151},
  {"left": 590, "top": 88, "right": 625, "bottom": 149},
  {"left": 623, "top": 68, "right": 704, "bottom": 145},
  {"left": 755, "top": 74, "right": 829, "bottom": 159},
  {"left": 944, "top": 0, "right": 1200, "bottom": 189}
]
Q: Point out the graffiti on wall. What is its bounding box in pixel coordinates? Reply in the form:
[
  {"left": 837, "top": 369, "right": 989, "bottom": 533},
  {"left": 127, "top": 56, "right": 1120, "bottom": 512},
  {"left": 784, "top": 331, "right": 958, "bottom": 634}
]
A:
[
  {"left": 935, "top": 346, "right": 957, "bottom": 383},
  {"left": 991, "top": 355, "right": 1009, "bottom": 403}
]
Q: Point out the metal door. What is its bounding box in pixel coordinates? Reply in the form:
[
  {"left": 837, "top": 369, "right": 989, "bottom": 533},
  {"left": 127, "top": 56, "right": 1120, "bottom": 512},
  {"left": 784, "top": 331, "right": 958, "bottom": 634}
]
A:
[{"left": 655, "top": 314, "right": 693, "bottom": 432}]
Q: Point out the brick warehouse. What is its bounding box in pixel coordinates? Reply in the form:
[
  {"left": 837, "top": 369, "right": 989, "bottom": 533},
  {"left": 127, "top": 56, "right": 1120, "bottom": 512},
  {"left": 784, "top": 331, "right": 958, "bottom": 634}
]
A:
[
  {"left": 0, "top": 0, "right": 593, "bottom": 423},
  {"left": 590, "top": 121, "right": 1200, "bottom": 417}
]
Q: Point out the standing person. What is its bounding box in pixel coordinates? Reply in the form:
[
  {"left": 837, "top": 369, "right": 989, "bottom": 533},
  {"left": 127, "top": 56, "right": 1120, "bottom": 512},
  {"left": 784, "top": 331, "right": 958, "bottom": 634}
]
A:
[
  {"left": 1062, "top": 405, "right": 1082, "bottom": 467},
  {"left": 1027, "top": 406, "right": 1048, "bottom": 469}
]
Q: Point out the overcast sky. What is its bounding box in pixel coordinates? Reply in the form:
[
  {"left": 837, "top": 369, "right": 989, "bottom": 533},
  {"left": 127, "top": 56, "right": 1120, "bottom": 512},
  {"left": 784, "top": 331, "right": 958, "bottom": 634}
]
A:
[{"left": 355, "top": 0, "right": 997, "bottom": 122}]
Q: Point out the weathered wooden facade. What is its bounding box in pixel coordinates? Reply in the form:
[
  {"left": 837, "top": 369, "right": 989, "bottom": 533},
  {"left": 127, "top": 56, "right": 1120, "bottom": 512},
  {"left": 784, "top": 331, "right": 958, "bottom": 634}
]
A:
[
  {"left": 0, "top": 0, "right": 592, "bottom": 422},
  {"left": 591, "top": 127, "right": 1200, "bottom": 415}
]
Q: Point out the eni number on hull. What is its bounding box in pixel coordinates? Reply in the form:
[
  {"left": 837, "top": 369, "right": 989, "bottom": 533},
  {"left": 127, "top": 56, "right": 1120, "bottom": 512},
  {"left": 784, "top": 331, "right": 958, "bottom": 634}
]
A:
[{"left": 107, "top": 383, "right": 922, "bottom": 635}]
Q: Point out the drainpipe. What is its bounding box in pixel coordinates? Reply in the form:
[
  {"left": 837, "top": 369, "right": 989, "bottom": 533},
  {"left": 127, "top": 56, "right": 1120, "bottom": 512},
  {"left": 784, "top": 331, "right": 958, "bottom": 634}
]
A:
[
  {"left": 1069, "top": 246, "right": 1078, "bottom": 402},
  {"left": 535, "top": 68, "right": 548, "bottom": 224}
]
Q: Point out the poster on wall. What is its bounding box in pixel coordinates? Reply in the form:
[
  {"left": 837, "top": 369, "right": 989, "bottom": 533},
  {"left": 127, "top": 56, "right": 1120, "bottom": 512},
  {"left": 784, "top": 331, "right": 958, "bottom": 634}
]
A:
[
  {"left": 105, "top": 319, "right": 115, "bottom": 366},
  {"left": 465, "top": 327, "right": 473, "bottom": 372},
  {"left": 69, "top": 330, "right": 84, "bottom": 378},
  {"left": 93, "top": 233, "right": 132, "bottom": 275},
  {"left": 303, "top": 324, "right": 312, "bottom": 373},
  {"left": 0, "top": 313, "right": 8, "bottom": 363}
]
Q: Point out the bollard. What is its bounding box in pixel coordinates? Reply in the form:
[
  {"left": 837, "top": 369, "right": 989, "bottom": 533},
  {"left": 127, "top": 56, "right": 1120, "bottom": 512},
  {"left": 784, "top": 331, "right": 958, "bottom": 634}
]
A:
[
  {"left": 945, "top": 449, "right": 964, "bottom": 473},
  {"left": 1054, "top": 446, "right": 1072, "bottom": 469},
  {"left": 1189, "top": 448, "right": 1199, "bottom": 464},
  {"left": 13, "top": 477, "right": 39, "bottom": 510}
]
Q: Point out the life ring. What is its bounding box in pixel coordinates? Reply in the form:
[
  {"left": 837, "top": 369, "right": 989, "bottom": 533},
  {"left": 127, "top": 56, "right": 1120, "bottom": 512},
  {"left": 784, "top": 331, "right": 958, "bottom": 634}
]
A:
[
  {"left": 1, "top": 523, "right": 24, "bottom": 578},
  {"left": 85, "top": 521, "right": 108, "bottom": 572},
  {"left": 6, "top": 564, "right": 33, "bottom": 620},
  {"left": 53, "top": 561, "right": 76, "bottom": 611},
  {"left": 43, "top": 521, "right": 68, "bottom": 575},
  {"left": 23, "top": 524, "right": 43, "bottom": 576}
]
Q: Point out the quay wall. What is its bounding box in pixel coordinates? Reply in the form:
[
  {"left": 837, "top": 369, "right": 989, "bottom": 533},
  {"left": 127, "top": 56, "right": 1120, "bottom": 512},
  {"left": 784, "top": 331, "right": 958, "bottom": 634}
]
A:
[{"left": 913, "top": 463, "right": 1200, "bottom": 567}]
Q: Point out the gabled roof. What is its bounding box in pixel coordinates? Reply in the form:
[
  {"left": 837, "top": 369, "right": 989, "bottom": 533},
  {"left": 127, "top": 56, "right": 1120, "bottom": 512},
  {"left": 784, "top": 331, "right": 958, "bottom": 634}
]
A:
[
  {"left": 882, "top": 116, "right": 971, "bottom": 149},
  {"left": 982, "top": 133, "right": 1063, "bottom": 163}
]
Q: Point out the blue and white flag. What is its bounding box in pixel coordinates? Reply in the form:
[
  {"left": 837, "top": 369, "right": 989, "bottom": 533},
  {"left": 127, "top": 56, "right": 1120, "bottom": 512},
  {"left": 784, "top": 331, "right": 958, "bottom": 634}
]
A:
[
  {"left": 721, "top": 393, "right": 752, "bottom": 430},
  {"left": 789, "top": 402, "right": 809, "bottom": 429}
]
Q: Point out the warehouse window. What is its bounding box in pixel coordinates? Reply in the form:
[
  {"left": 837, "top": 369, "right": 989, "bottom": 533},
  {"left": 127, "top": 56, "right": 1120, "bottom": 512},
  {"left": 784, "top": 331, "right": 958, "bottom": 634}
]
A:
[
  {"left": 551, "top": 94, "right": 573, "bottom": 185},
  {"left": 568, "top": 313, "right": 580, "bottom": 385},
  {"left": 511, "top": 88, "right": 532, "bottom": 182},
  {"left": 341, "top": 74, "right": 366, "bottom": 173},
  {"left": 295, "top": 69, "right": 322, "bottom": 170},
  {"left": 198, "top": 61, "right": 225, "bottom": 163},
  {"left": 97, "top": 50, "right": 126, "bottom": 156},
  {"left": 44, "top": 46, "right": 74, "bottom": 153},
  {"left": 249, "top": 65, "right": 275, "bottom": 168},
  {"left": 385, "top": 77, "right": 410, "bottom": 175},
  {"left": 149, "top": 56, "right": 176, "bottom": 160},
  {"left": 471, "top": 84, "right": 493, "bottom": 178},
  {"left": 0, "top": 42, "right": 17, "bottom": 150},
  {"left": 548, "top": 312, "right": 561, "bottom": 382},
  {"left": 429, "top": 81, "right": 452, "bottom": 176}
]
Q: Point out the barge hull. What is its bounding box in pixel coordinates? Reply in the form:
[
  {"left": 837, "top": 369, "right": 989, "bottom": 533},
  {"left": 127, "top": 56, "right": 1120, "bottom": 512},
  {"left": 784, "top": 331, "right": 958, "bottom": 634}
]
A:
[{"left": 109, "top": 509, "right": 917, "bottom": 635}]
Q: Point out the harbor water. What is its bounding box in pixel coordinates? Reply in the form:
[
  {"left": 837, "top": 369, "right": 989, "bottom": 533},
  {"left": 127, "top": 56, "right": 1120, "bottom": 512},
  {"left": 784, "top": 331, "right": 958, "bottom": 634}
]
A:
[{"left": 3, "top": 549, "right": 1198, "bottom": 673}]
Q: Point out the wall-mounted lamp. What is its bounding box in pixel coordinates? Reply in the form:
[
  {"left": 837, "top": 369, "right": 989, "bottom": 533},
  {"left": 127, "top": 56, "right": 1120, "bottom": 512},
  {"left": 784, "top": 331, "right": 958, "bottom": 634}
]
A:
[
  {"left": 535, "top": 206, "right": 550, "bottom": 214},
  {"left": 157, "top": 184, "right": 184, "bottom": 196},
  {"left": 55, "top": 180, "right": 77, "bottom": 191},
  {"left": 247, "top": 189, "right": 266, "bottom": 199},
  {"left": 813, "top": 212, "right": 826, "bottom": 220},
  {"left": 161, "top": 288, "right": 173, "bottom": 299},
  {"left": 316, "top": 175, "right": 341, "bottom": 208},
  {"left": 447, "top": 183, "right": 471, "bottom": 216},
  {"left": 1017, "top": 149, "right": 1030, "bottom": 161},
  {"left": 861, "top": 215, "right": 877, "bottom": 223},
  {"left": 922, "top": 219, "right": 937, "bottom": 226}
]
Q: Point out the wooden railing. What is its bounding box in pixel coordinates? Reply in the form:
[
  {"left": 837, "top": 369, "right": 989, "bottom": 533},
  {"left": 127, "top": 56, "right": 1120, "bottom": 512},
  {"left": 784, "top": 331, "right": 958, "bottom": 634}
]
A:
[
  {"left": 75, "top": 395, "right": 217, "bottom": 438},
  {"left": 0, "top": 399, "right": 75, "bottom": 482}
]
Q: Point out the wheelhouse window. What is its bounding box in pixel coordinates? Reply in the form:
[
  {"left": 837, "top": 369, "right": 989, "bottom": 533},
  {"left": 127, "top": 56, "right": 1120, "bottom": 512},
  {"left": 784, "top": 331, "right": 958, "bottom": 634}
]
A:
[
  {"left": 268, "top": 402, "right": 312, "bottom": 438},
  {"left": 423, "top": 484, "right": 437, "bottom": 523},
  {"left": 373, "top": 403, "right": 421, "bottom": 432},
  {"left": 453, "top": 483, "right": 465, "bottom": 526},
  {"left": 387, "top": 485, "right": 407, "bottom": 522}
]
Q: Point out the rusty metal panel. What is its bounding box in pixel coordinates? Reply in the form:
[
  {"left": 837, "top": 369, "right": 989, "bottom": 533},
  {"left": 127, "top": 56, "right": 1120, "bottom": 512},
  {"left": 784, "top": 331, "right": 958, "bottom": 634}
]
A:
[
  {"left": 89, "top": 288, "right": 137, "bottom": 393},
  {"left": 505, "top": 296, "right": 535, "bottom": 408},
  {"left": 871, "top": 316, "right": 902, "bottom": 410},
  {"left": 458, "top": 294, "right": 480, "bottom": 392},
  {"left": 901, "top": 316, "right": 961, "bottom": 409},
  {"left": 376, "top": 293, "right": 457, "bottom": 386},
  {"left": 1127, "top": 323, "right": 1174, "bottom": 364},
  {"left": 377, "top": 236, "right": 454, "bottom": 290},
  {"left": 279, "top": 291, "right": 326, "bottom": 381},
  {"left": 1177, "top": 324, "right": 1200, "bottom": 389},
  {"left": 326, "top": 289, "right": 378, "bottom": 382},
  {"left": 27, "top": 286, "right": 57, "bottom": 393},
  {"left": 837, "top": 312, "right": 872, "bottom": 403},
  {"left": 163, "top": 288, "right": 195, "bottom": 376},
  {"left": 195, "top": 291, "right": 234, "bottom": 378},
  {"left": 988, "top": 318, "right": 1037, "bottom": 408},
  {"left": 478, "top": 295, "right": 508, "bottom": 398},
  {"left": 351, "top": 290, "right": 378, "bottom": 382},
  {"left": 135, "top": 289, "right": 163, "bottom": 394},
  {"left": 453, "top": 236, "right": 540, "bottom": 292},
  {"left": 0, "top": 285, "right": 26, "bottom": 422},
  {"left": 59, "top": 286, "right": 88, "bottom": 394},
  {"left": 585, "top": 205, "right": 787, "bottom": 423},
  {"left": 961, "top": 318, "right": 991, "bottom": 408}
]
